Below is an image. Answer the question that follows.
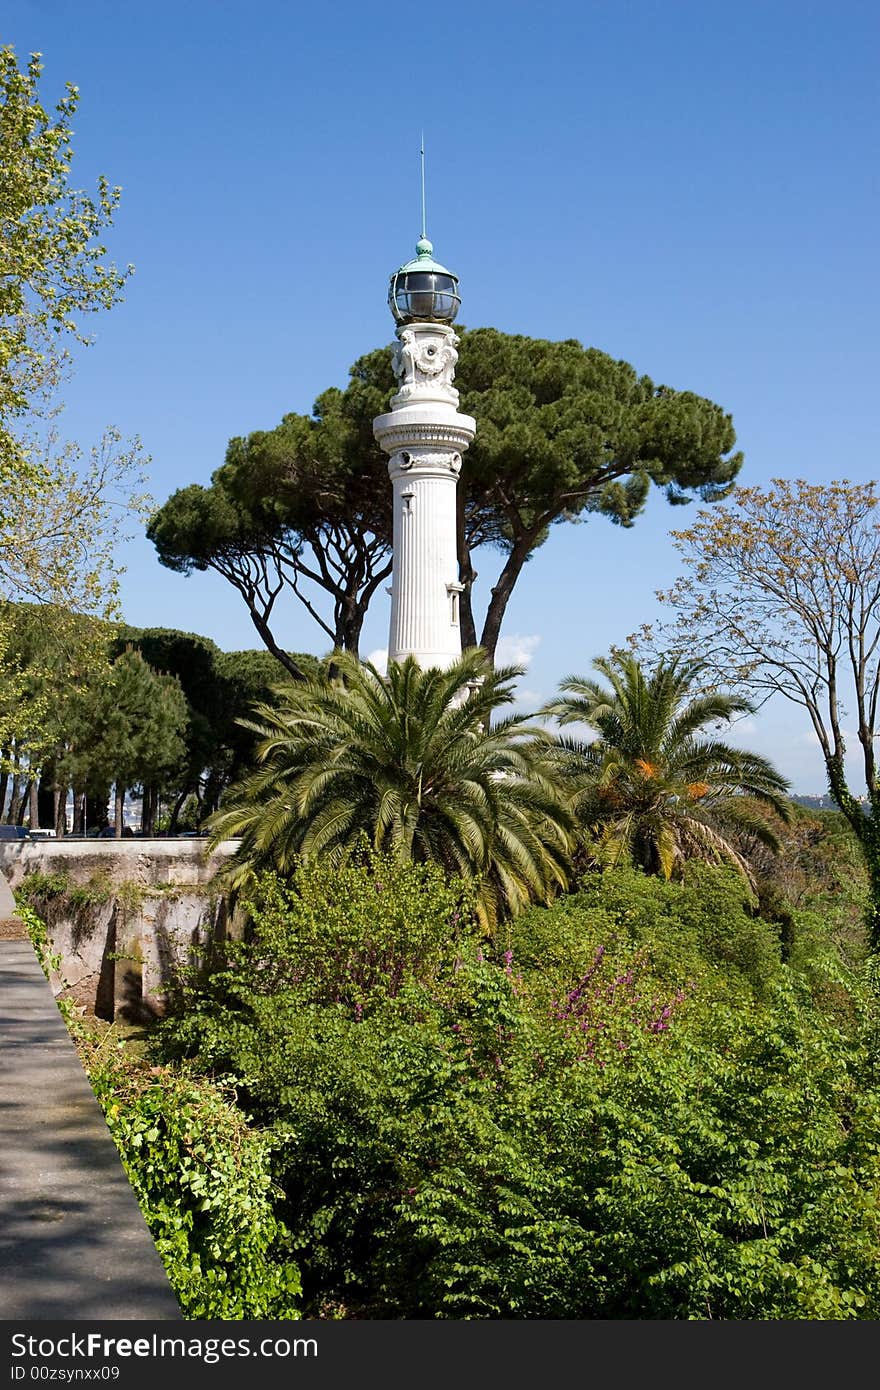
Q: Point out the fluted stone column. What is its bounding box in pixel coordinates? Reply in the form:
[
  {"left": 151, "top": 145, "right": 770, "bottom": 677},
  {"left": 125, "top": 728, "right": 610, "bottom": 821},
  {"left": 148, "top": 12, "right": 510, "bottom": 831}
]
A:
[{"left": 374, "top": 322, "right": 475, "bottom": 668}]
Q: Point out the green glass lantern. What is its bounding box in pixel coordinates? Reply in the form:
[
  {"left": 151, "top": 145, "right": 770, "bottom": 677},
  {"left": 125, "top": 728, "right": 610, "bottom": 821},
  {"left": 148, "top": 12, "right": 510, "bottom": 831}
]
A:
[{"left": 388, "top": 237, "right": 461, "bottom": 325}]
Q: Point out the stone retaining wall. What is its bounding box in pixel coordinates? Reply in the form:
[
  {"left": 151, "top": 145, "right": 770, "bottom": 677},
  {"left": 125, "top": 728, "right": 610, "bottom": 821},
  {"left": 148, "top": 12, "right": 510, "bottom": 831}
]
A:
[{"left": 0, "top": 839, "right": 241, "bottom": 1022}]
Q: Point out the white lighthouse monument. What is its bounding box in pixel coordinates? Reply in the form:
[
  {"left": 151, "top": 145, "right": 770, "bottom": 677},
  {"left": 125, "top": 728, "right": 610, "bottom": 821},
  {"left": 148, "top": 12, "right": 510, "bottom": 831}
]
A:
[{"left": 373, "top": 230, "right": 475, "bottom": 669}]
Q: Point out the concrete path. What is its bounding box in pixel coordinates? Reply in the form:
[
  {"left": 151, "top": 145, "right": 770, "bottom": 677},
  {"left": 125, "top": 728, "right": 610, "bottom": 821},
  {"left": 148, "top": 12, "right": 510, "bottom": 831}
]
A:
[{"left": 0, "top": 937, "right": 180, "bottom": 1320}]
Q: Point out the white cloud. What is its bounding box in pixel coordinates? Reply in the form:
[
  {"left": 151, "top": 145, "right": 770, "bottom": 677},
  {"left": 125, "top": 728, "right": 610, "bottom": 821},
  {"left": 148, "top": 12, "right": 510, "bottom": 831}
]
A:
[
  {"left": 792, "top": 724, "right": 856, "bottom": 748},
  {"left": 366, "top": 648, "right": 388, "bottom": 674},
  {"left": 495, "top": 633, "right": 542, "bottom": 668},
  {"left": 508, "top": 687, "right": 546, "bottom": 716},
  {"left": 726, "top": 716, "right": 757, "bottom": 738}
]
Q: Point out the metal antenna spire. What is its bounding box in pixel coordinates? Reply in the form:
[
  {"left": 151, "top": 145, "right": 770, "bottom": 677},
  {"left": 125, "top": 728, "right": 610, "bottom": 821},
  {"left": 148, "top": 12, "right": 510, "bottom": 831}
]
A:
[{"left": 420, "top": 133, "right": 427, "bottom": 240}]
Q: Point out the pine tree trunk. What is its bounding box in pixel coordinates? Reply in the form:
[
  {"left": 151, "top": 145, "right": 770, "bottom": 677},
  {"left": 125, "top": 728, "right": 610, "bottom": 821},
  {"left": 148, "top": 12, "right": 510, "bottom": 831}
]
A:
[
  {"left": 202, "top": 769, "right": 223, "bottom": 817},
  {"left": 114, "top": 782, "right": 125, "bottom": 838},
  {"left": 456, "top": 496, "right": 478, "bottom": 651},
  {"left": 0, "top": 756, "right": 9, "bottom": 823},
  {"left": 478, "top": 536, "right": 536, "bottom": 664},
  {"left": 8, "top": 773, "right": 22, "bottom": 826},
  {"left": 93, "top": 785, "right": 110, "bottom": 834},
  {"left": 142, "top": 783, "right": 158, "bottom": 836},
  {"left": 37, "top": 774, "right": 54, "bottom": 830},
  {"left": 167, "top": 785, "right": 191, "bottom": 834},
  {"left": 53, "top": 785, "right": 66, "bottom": 837},
  {"left": 28, "top": 781, "right": 38, "bottom": 830}
]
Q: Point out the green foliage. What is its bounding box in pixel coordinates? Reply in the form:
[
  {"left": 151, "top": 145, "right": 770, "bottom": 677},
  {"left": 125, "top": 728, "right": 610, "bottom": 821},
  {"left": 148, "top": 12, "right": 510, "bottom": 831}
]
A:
[
  {"left": 454, "top": 328, "right": 741, "bottom": 517},
  {"left": 146, "top": 385, "right": 394, "bottom": 659},
  {"left": 0, "top": 49, "right": 145, "bottom": 759},
  {"left": 208, "top": 651, "right": 575, "bottom": 928},
  {"left": 511, "top": 862, "right": 786, "bottom": 1004},
  {"left": 0, "top": 604, "right": 323, "bottom": 831},
  {"left": 18, "top": 896, "right": 79, "bottom": 1029},
  {"left": 113, "top": 625, "right": 319, "bottom": 820},
  {"left": 237, "top": 850, "right": 475, "bottom": 1009},
  {"left": 17, "top": 897, "right": 62, "bottom": 979},
  {"left": 657, "top": 479, "right": 880, "bottom": 951},
  {"left": 214, "top": 647, "right": 322, "bottom": 791},
  {"left": 158, "top": 853, "right": 880, "bottom": 1319},
  {"left": 17, "top": 869, "right": 113, "bottom": 910},
  {"left": 369, "top": 989, "right": 880, "bottom": 1319},
  {"left": 165, "top": 846, "right": 476, "bottom": 1073},
  {"left": 15, "top": 871, "right": 71, "bottom": 904},
  {"left": 82, "top": 1036, "right": 301, "bottom": 1319},
  {"left": 149, "top": 329, "right": 742, "bottom": 662},
  {"left": 61, "top": 647, "right": 187, "bottom": 815},
  {"left": 348, "top": 331, "right": 744, "bottom": 655},
  {"left": 146, "top": 480, "right": 331, "bottom": 674},
  {"left": 0, "top": 602, "right": 114, "bottom": 800},
  {"left": 546, "top": 651, "right": 790, "bottom": 886},
  {"left": 0, "top": 431, "right": 150, "bottom": 625},
  {"left": 112, "top": 626, "right": 225, "bottom": 802},
  {"left": 0, "top": 45, "right": 130, "bottom": 477}
]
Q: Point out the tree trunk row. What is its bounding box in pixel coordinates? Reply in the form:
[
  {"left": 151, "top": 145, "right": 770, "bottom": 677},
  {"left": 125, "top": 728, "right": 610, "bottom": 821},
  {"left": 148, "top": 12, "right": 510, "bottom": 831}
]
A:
[{"left": 0, "top": 764, "right": 121, "bottom": 836}]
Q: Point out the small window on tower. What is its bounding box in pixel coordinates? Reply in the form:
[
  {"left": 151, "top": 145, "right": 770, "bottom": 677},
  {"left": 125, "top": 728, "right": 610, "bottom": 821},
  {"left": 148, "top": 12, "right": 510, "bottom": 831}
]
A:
[{"left": 450, "top": 591, "right": 459, "bottom": 625}]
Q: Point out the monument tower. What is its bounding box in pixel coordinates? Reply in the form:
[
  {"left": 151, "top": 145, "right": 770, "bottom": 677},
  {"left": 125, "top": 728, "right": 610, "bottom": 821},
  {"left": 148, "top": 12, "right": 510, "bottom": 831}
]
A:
[{"left": 373, "top": 185, "right": 475, "bottom": 669}]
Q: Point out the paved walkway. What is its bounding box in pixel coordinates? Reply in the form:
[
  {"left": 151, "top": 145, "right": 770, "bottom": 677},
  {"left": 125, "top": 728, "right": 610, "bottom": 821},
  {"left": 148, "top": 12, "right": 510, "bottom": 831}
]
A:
[{"left": 0, "top": 936, "right": 180, "bottom": 1320}]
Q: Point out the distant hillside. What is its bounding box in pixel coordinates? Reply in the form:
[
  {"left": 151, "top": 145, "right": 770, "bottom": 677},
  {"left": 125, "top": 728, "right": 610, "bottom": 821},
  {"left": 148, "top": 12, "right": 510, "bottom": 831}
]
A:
[
  {"left": 790, "top": 794, "right": 839, "bottom": 811},
  {"left": 791, "top": 793, "right": 870, "bottom": 813}
]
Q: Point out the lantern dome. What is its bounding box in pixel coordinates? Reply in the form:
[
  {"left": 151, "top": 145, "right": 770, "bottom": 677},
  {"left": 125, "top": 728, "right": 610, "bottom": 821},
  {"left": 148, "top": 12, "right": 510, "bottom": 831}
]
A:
[{"left": 388, "top": 237, "right": 461, "bottom": 325}]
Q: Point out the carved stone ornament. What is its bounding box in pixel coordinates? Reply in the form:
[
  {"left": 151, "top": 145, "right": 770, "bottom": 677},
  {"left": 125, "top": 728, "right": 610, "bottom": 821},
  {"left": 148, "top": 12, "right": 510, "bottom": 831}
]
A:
[
  {"left": 391, "top": 448, "right": 463, "bottom": 478},
  {"left": 391, "top": 325, "right": 460, "bottom": 406}
]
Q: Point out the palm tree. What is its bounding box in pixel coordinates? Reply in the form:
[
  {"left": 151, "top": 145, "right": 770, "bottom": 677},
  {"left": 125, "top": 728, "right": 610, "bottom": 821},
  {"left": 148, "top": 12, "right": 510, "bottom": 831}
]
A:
[
  {"left": 544, "top": 652, "right": 790, "bottom": 886},
  {"left": 208, "top": 649, "right": 575, "bottom": 928}
]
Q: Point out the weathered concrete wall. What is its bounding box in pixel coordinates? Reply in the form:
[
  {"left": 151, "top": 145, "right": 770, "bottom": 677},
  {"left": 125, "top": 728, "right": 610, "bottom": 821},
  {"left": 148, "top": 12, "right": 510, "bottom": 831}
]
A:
[{"left": 0, "top": 839, "right": 241, "bottom": 1022}]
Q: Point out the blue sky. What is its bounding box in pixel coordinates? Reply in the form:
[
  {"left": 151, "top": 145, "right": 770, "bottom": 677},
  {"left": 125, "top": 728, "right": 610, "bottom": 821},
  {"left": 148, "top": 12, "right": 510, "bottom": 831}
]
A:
[{"left": 3, "top": 0, "right": 879, "bottom": 791}]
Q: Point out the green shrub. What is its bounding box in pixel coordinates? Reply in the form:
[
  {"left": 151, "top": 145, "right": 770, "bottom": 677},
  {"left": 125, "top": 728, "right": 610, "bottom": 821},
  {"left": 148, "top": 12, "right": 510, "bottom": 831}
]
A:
[
  {"left": 17, "top": 870, "right": 113, "bottom": 910},
  {"left": 17, "top": 899, "right": 63, "bottom": 980},
  {"left": 24, "top": 850, "right": 880, "bottom": 1319},
  {"left": 509, "top": 863, "right": 784, "bottom": 1007},
  {"left": 164, "top": 846, "right": 475, "bottom": 1060},
  {"left": 84, "top": 1036, "right": 301, "bottom": 1319},
  {"left": 158, "top": 854, "right": 880, "bottom": 1319},
  {"left": 18, "top": 895, "right": 300, "bottom": 1320},
  {"left": 240, "top": 848, "right": 476, "bottom": 1009},
  {"left": 16, "top": 872, "right": 72, "bottom": 905}
]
